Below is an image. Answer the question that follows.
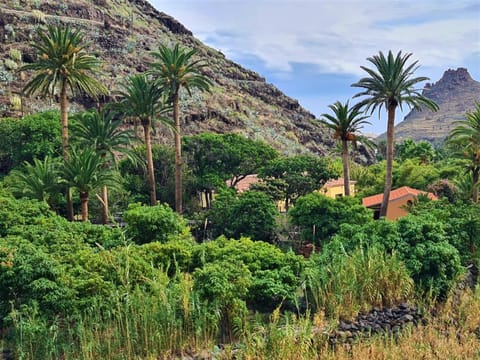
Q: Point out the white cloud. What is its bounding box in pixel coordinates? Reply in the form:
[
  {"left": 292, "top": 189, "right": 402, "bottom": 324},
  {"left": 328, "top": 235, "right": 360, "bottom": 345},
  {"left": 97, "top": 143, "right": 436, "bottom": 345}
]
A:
[
  {"left": 149, "top": 0, "right": 480, "bottom": 134},
  {"left": 150, "top": 0, "right": 480, "bottom": 77}
]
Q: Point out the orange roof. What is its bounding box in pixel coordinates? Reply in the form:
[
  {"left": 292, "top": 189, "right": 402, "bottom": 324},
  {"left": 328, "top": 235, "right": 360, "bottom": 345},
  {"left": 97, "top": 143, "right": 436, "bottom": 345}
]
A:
[
  {"left": 323, "top": 178, "right": 356, "bottom": 188},
  {"left": 362, "top": 186, "right": 438, "bottom": 208},
  {"left": 226, "top": 174, "right": 260, "bottom": 192}
]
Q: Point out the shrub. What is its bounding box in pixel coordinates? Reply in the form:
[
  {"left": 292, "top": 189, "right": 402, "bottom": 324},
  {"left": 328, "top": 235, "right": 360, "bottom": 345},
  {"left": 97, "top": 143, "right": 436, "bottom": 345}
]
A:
[
  {"left": 0, "top": 239, "right": 74, "bottom": 326},
  {"left": 124, "top": 203, "right": 189, "bottom": 244},
  {"left": 194, "top": 260, "right": 251, "bottom": 341},
  {"left": 208, "top": 190, "right": 278, "bottom": 242},
  {"left": 333, "top": 213, "right": 463, "bottom": 299},
  {"left": 0, "top": 111, "right": 61, "bottom": 174},
  {"left": 138, "top": 239, "right": 195, "bottom": 275},
  {"left": 193, "top": 237, "right": 303, "bottom": 311},
  {"left": 289, "top": 193, "right": 372, "bottom": 245},
  {"left": 0, "top": 192, "right": 54, "bottom": 237}
]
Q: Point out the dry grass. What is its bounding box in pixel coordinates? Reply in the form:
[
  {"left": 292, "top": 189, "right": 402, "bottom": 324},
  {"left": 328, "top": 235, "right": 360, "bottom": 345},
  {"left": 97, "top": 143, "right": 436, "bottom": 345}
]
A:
[{"left": 230, "top": 287, "right": 480, "bottom": 360}]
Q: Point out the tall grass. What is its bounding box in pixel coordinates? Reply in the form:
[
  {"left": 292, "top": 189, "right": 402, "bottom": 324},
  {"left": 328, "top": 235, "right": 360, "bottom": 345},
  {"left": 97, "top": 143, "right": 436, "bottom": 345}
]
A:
[
  {"left": 7, "top": 268, "right": 219, "bottom": 359},
  {"left": 306, "top": 245, "right": 414, "bottom": 319}
]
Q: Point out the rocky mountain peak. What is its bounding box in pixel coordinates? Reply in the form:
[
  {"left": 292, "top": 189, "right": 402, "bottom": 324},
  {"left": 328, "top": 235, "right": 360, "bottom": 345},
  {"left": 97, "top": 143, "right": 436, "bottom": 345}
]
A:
[
  {"left": 381, "top": 67, "right": 480, "bottom": 144},
  {"left": 432, "top": 67, "right": 473, "bottom": 86}
]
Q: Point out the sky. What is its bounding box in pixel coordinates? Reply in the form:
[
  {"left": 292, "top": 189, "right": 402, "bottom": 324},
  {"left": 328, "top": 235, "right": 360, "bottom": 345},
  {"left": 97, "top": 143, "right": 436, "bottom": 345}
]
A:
[{"left": 149, "top": 0, "right": 480, "bottom": 135}]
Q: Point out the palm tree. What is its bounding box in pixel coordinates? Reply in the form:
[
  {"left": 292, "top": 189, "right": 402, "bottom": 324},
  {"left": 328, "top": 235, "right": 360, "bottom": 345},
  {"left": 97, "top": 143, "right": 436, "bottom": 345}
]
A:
[
  {"left": 149, "top": 43, "right": 212, "bottom": 214},
  {"left": 71, "top": 109, "right": 138, "bottom": 223},
  {"left": 351, "top": 51, "right": 439, "bottom": 217},
  {"left": 114, "top": 74, "right": 171, "bottom": 206},
  {"left": 21, "top": 24, "right": 108, "bottom": 220},
  {"left": 6, "top": 156, "right": 61, "bottom": 210},
  {"left": 447, "top": 103, "right": 480, "bottom": 203},
  {"left": 62, "top": 148, "right": 119, "bottom": 222},
  {"left": 321, "top": 100, "right": 370, "bottom": 196}
]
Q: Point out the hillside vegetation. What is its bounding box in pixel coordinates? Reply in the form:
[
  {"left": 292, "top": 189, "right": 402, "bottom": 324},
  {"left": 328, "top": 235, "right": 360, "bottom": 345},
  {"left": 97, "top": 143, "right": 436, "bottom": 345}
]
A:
[{"left": 0, "top": 0, "right": 335, "bottom": 156}]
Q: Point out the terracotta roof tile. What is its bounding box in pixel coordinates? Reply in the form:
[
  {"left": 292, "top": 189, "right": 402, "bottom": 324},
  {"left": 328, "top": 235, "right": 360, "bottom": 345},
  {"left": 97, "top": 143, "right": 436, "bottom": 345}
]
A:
[
  {"left": 226, "top": 174, "right": 260, "bottom": 192},
  {"left": 362, "top": 186, "right": 438, "bottom": 208}
]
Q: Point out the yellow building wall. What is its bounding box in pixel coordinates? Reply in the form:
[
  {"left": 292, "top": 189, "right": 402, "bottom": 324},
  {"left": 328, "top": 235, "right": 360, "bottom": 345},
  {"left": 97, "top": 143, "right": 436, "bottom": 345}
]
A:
[
  {"left": 320, "top": 184, "right": 356, "bottom": 199},
  {"left": 385, "top": 196, "right": 415, "bottom": 220}
]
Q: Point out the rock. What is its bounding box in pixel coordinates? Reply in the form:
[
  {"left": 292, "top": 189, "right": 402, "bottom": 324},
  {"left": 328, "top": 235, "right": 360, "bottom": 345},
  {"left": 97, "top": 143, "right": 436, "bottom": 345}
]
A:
[
  {"left": 399, "top": 314, "right": 414, "bottom": 323},
  {"left": 330, "top": 302, "right": 425, "bottom": 344}
]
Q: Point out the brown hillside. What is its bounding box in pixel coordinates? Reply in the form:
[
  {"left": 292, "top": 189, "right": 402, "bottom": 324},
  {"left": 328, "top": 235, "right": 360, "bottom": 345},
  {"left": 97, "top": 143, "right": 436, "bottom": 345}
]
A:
[{"left": 0, "top": 0, "right": 336, "bottom": 155}]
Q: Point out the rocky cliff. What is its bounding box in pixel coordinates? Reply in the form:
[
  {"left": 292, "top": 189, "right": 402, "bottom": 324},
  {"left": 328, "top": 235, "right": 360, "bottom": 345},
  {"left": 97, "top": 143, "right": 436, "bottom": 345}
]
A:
[
  {"left": 384, "top": 68, "right": 480, "bottom": 144},
  {"left": 0, "top": 0, "right": 335, "bottom": 155}
]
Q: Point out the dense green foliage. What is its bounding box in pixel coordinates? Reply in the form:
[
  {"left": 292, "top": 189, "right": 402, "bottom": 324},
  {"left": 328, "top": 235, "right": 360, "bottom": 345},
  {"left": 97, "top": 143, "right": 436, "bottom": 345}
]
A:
[
  {"left": 332, "top": 211, "right": 464, "bottom": 298},
  {"left": 184, "top": 133, "right": 278, "bottom": 203},
  {"left": 123, "top": 202, "right": 188, "bottom": 244},
  {"left": 192, "top": 237, "right": 303, "bottom": 312},
  {"left": 207, "top": 189, "right": 278, "bottom": 242},
  {"left": 289, "top": 193, "right": 372, "bottom": 245},
  {"left": 0, "top": 111, "right": 61, "bottom": 174},
  {"left": 259, "top": 155, "right": 338, "bottom": 210}
]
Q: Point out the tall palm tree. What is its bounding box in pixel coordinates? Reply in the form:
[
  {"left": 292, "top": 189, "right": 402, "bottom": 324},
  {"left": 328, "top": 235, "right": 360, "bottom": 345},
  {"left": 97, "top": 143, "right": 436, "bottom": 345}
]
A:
[
  {"left": 321, "top": 100, "right": 370, "bottom": 196},
  {"left": 149, "top": 43, "right": 212, "bottom": 214},
  {"left": 6, "top": 156, "right": 61, "bottom": 210},
  {"left": 62, "top": 148, "right": 119, "bottom": 222},
  {"left": 447, "top": 103, "right": 480, "bottom": 203},
  {"left": 114, "top": 74, "right": 171, "bottom": 206},
  {"left": 21, "top": 25, "right": 108, "bottom": 220},
  {"left": 71, "top": 109, "right": 138, "bottom": 223},
  {"left": 351, "top": 51, "right": 439, "bottom": 217}
]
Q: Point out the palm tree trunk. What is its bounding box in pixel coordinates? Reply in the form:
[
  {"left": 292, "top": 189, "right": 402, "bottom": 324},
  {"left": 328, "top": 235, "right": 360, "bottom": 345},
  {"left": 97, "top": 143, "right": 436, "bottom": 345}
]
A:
[
  {"left": 60, "top": 81, "right": 74, "bottom": 221},
  {"left": 342, "top": 140, "right": 350, "bottom": 196},
  {"left": 380, "top": 105, "right": 396, "bottom": 218},
  {"left": 80, "top": 192, "right": 89, "bottom": 222},
  {"left": 101, "top": 185, "right": 109, "bottom": 224},
  {"left": 143, "top": 122, "right": 156, "bottom": 206},
  {"left": 473, "top": 168, "right": 479, "bottom": 203},
  {"left": 173, "top": 92, "right": 183, "bottom": 214},
  {"left": 60, "top": 82, "right": 69, "bottom": 160}
]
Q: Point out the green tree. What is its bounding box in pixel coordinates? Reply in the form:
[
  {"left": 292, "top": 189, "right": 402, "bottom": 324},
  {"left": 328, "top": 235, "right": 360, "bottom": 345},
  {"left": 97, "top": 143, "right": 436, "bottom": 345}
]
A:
[
  {"left": 71, "top": 109, "right": 138, "bottom": 223},
  {"left": 396, "top": 139, "right": 436, "bottom": 164},
  {"left": 393, "top": 158, "right": 440, "bottom": 190},
  {"left": 119, "top": 145, "right": 176, "bottom": 208},
  {"left": 150, "top": 44, "right": 213, "bottom": 214},
  {"left": 321, "top": 100, "right": 370, "bottom": 196},
  {"left": 123, "top": 202, "right": 188, "bottom": 244},
  {"left": 114, "top": 74, "right": 171, "bottom": 206},
  {"left": 183, "top": 133, "right": 278, "bottom": 207},
  {"left": 5, "top": 156, "right": 62, "bottom": 210},
  {"left": 289, "top": 193, "right": 372, "bottom": 245},
  {"left": 352, "top": 51, "right": 439, "bottom": 217},
  {"left": 21, "top": 25, "right": 108, "bottom": 220},
  {"left": 0, "top": 111, "right": 61, "bottom": 175},
  {"left": 259, "top": 155, "right": 338, "bottom": 211},
  {"left": 62, "top": 148, "right": 119, "bottom": 221},
  {"left": 208, "top": 190, "right": 277, "bottom": 242},
  {"left": 447, "top": 103, "right": 480, "bottom": 203}
]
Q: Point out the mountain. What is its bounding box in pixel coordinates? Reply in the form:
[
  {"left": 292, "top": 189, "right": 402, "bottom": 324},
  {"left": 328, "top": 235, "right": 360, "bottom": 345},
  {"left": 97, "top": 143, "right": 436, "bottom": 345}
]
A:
[
  {"left": 0, "top": 0, "right": 336, "bottom": 156},
  {"left": 380, "top": 68, "right": 480, "bottom": 144}
]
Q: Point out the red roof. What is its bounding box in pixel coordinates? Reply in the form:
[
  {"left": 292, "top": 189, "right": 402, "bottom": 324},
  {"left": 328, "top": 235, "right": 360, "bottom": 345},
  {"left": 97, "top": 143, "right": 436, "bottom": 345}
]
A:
[
  {"left": 362, "top": 186, "right": 438, "bottom": 208},
  {"left": 226, "top": 174, "right": 260, "bottom": 192}
]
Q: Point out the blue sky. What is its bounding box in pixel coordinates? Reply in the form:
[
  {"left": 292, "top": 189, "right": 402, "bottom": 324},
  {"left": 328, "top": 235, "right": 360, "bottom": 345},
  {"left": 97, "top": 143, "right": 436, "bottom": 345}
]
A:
[{"left": 149, "top": 0, "right": 480, "bottom": 135}]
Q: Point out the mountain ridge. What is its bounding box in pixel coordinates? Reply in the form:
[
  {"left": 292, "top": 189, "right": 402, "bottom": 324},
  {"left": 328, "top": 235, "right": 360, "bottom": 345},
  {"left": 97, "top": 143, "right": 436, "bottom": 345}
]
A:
[{"left": 378, "top": 67, "right": 480, "bottom": 144}]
